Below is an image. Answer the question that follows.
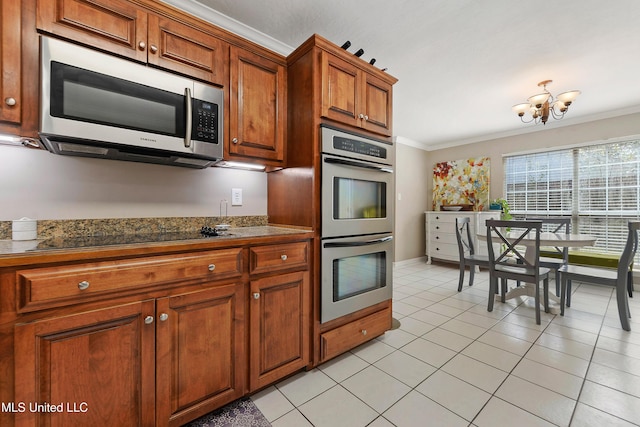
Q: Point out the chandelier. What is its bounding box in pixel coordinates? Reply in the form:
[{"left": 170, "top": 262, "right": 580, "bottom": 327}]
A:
[{"left": 512, "top": 80, "right": 580, "bottom": 125}]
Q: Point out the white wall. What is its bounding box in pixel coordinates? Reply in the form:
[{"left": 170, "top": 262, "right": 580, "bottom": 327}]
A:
[
  {"left": 394, "top": 142, "right": 431, "bottom": 262},
  {"left": 0, "top": 145, "right": 267, "bottom": 221}
]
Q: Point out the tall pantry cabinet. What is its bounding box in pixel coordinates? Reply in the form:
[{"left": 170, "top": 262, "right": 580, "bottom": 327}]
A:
[{"left": 269, "top": 34, "right": 397, "bottom": 366}]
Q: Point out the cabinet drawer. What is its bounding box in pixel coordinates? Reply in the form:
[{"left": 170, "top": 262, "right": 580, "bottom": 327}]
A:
[
  {"left": 249, "top": 241, "right": 309, "bottom": 275},
  {"left": 17, "top": 248, "right": 244, "bottom": 312},
  {"left": 430, "top": 242, "right": 459, "bottom": 260},
  {"left": 320, "top": 308, "right": 390, "bottom": 362},
  {"left": 430, "top": 232, "right": 457, "bottom": 245}
]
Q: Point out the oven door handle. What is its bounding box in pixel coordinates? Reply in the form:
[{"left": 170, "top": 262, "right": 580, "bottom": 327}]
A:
[
  {"left": 323, "top": 236, "right": 393, "bottom": 248},
  {"left": 323, "top": 157, "right": 393, "bottom": 173}
]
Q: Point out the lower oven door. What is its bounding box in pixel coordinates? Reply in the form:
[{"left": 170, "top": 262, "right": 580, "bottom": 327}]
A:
[{"left": 321, "top": 233, "right": 393, "bottom": 323}]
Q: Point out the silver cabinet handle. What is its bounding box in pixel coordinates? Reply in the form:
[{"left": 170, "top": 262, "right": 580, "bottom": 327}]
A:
[
  {"left": 149, "top": 45, "right": 158, "bottom": 54},
  {"left": 138, "top": 41, "right": 146, "bottom": 50},
  {"left": 361, "top": 329, "right": 367, "bottom": 336},
  {"left": 144, "top": 316, "right": 154, "bottom": 324},
  {"left": 208, "top": 264, "right": 216, "bottom": 271},
  {"left": 232, "top": 137, "right": 238, "bottom": 144},
  {"left": 364, "top": 115, "right": 369, "bottom": 121},
  {"left": 281, "top": 254, "right": 288, "bottom": 261},
  {"left": 159, "top": 313, "right": 169, "bottom": 322},
  {"left": 358, "top": 113, "right": 364, "bottom": 119},
  {"left": 5, "top": 97, "right": 16, "bottom": 106},
  {"left": 253, "top": 292, "right": 260, "bottom": 300},
  {"left": 78, "top": 280, "right": 90, "bottom": 290}
]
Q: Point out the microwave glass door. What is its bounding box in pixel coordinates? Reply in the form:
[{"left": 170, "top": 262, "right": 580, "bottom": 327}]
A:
[
  {"left": 334, "top": 177, "right": 387, "bottom": 220},
  {"left": 50, "top": 62, "right": 186, "bottom": 138}
]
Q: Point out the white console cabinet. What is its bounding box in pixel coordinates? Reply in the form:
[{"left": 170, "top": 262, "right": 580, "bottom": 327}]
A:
[{"left": 425, "top": 211, "right": 500, "bottom": 264}]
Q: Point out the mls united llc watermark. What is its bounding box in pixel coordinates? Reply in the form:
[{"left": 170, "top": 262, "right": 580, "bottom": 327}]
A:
[{"left": 2, "top": 402, "right": 88, "bottom": 413}]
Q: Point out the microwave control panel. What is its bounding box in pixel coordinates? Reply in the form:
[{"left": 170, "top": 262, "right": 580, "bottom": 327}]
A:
[{"left": 193, "top": 100, "right": 218, "bottom": 143}]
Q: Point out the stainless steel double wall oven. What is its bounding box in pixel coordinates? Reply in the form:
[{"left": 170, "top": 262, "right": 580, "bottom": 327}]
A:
[{"left": 320, "top": 125, "right": 394, "bottom": 323}]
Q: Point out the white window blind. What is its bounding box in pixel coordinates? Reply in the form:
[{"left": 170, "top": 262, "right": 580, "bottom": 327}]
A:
[
  {"left": 504, "top": 139, "right": 640, "bottom": 262},
  {"left": 577, "top": 141, "right": 640, "bottom": 254},
  {"left": 504, "top": 150, "right": 573, "bottom": 217}
]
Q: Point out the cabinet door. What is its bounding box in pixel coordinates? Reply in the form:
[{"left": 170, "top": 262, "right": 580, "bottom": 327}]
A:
[
  {"left": 156, "top": 284, "right": 245, "bottom": 426},
  {"left": 229, "top": 47, "right": 286, "bottom": 163},
  {"left": 250, "top": 271, "right": 309, "bottom": 391},
  {"left": 147, "top": 15, "right": 228, "bottom": 86},
  {"left": 36, "top": 0, "right": 148, "bottom": 62},
  {"left": 361, "top": 73, "right": 393, "bottom": 136},
  {"left": 1, "top": 0, "right": 20, "bottom": 124},
  {"left": 14, "top": 300, "right": 156, "bottom": 427},
  {"left": 321, "top": 51, "right": 361, "bottom": 128}
]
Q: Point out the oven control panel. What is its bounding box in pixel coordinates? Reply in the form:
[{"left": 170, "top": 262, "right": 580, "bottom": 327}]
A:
[
  {"left": 333, "top": 137, "right": 387, "bottom": 159},
  {"left": 321, "top": 125, "right": 393, "bottom": 165}
]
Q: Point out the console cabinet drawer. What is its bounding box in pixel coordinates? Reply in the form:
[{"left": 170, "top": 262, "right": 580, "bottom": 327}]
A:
[
  {"left": 249, "top": 241, "right": 309, "bottom": 275},
  {"left": 17, "top": 248, "right": 243, "bottom": 312},
  {"left": 320, "top": 308, "right": 390, "bottom": 362}
]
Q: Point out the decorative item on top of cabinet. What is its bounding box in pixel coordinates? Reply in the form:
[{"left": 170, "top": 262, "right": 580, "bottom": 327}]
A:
[
  {"left": 228, "top": 46, "right": 286, "bottom": 167},
  {"left": 1, "top": 0, "right": 21, "bottom": 125},
  {"left": 425, "top": 211, "right": 500, "bottom": 264},
  {"left": 36, "top": 0, "right": 228, "bottom": 85},
  {"left": 321, "top": 50, "right": 393, "bottom": 136}
]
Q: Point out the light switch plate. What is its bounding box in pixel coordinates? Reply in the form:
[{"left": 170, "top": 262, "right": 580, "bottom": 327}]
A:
[{"left": 231, "top": 188, "right": 242, "bottom": 206}]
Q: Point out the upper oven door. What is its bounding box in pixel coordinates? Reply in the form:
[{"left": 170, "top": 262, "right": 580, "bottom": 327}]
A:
[{"left": 322, "top": 153, "right": 394, "bottom": 238}]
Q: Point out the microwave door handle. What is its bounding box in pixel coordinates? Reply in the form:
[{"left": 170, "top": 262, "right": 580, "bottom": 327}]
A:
[
  {"left": 184, "top": 87, "right": 192, "bottom": 148},
  {"left": 324, "top": 236, "right": 393, "bottom": 248},
  {"left": 323, "top": 157, "right": 393, "bottom": 173}
]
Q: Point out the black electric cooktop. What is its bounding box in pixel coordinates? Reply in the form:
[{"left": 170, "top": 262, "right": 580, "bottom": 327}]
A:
[{"left": 33, "top": 229, "right": 224, "bottom": 251}]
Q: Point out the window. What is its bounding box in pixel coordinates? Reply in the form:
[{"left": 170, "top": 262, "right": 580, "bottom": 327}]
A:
[{"left": 504, "top": 139, "right": 640, "bottom": 261}]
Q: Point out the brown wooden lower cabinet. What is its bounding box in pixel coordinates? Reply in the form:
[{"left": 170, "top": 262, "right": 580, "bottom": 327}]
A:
[
  {"left": 5, "top": 237, "right": 312, "bottom": 427},
  {"left": 14, "top": 300, "right": 157, "bottom": 427},
  {"left": 249, "top": 271, "right": 309, "bottom": 391},
  {"left": 156, "top": 284, "right": 245, "bottom": 427}
]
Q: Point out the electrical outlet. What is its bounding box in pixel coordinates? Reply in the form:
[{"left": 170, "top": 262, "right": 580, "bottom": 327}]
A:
[{"left": 231, "top": 188, "right": 242, "bottom": 206}]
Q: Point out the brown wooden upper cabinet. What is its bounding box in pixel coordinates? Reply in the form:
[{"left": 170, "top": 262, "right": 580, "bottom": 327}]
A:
[
  {"left": 229, "top": 47, "right": 286, "bottom": 165},
  {"left": 36, "top": 0, "right": 227, "bottom": 86},
  {"left": 1, "top": 0, "right": 21, "bottom": 124},
  {"left": 321, "top": 51, "right": 393, "bottom": 137}
]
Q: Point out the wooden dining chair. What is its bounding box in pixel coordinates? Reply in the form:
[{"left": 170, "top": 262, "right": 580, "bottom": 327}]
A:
[
  {"left": 558, "top": 221, "right": 639, "bottom": 331},
  {"left": 455, "top": 217, "right": 490, "bottom": 291},
  {"left": 486, "top": 219, "right": 551, "bottom": 325},
  {"left": 525, "top": 217, "right": 571, "bottom": 296}
]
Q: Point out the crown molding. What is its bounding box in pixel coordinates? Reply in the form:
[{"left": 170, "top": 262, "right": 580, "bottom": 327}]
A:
[{"left": 159, "top": 0, "right": 294, "bottom": 56}]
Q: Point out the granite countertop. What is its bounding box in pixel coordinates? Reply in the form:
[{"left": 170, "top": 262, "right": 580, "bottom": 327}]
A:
[{"left": 0, "top": 226, "right": 313, "bottom": 259}]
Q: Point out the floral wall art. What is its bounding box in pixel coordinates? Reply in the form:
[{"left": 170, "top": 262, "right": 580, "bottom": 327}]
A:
[{"left": 432, "top": 157, "right": 490, "bottom": 211}]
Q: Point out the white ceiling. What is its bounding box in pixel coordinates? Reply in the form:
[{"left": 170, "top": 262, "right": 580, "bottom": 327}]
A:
[{"left": 163, "top": 0, "right": 640, "bottom": 150}]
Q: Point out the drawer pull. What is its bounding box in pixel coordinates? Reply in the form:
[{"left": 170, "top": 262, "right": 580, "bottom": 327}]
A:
[
  {"left": 208, "top": 264, "right": 216, "bottom": 271},
  {"left": 149, "top": 45, "right": 158, "bottom": 54},
  {"left": 159, "top": 313, "right": 169, "bottom": 322},
  {"left": 138, "top": 41, "right": 146, "bottom": 50},
  {"left": 253, "top": 292, "right": 260, "bottom": 300},
  {"left": 281, "top": 254, "right": 288, "bottom": 261},
  {"left": 78, "top": 280, "right": 90, "bottom": 290},
  {"left": 5, "top": 97, "right": 16, "bottom": 106},
  {"left": 144, "top": 316, "right": 154, "bottom": 324},
  {"left": 361, "top": 329, "right": 367, "bottom": 336}
]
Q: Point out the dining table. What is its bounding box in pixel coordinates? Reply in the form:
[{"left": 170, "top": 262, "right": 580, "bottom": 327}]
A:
[{"left": 478, "top": 230, "right": 597, "bottom": 314}]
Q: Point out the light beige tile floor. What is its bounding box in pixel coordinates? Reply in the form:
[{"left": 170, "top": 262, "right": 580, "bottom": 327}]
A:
[{"left": 251, "top": 261, "right": 640, "bottom": 426}]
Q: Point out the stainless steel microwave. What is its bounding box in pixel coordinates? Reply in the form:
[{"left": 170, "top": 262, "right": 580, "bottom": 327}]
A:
[{"left": 39, "top": 36, "right": 224, "bottom": 168}]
